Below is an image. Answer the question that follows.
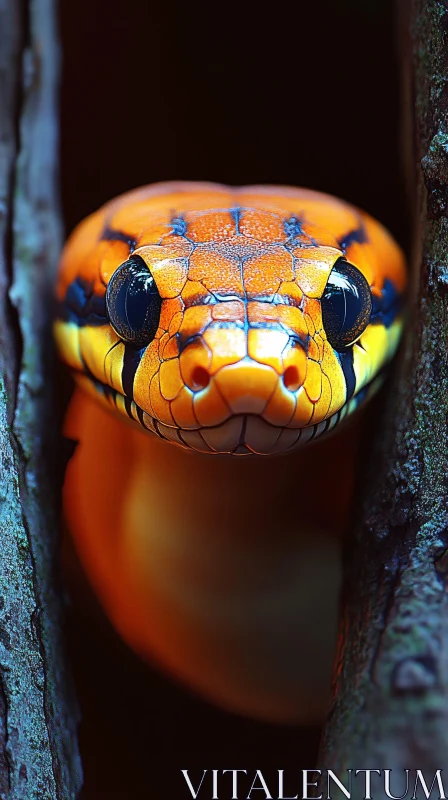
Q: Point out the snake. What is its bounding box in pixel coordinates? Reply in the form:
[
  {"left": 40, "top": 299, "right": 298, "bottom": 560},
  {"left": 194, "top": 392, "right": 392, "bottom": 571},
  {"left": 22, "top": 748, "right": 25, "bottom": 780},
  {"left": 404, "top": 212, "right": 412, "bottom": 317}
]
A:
[{"left": 54, "top": 182, "right": 406, "bottom": 722}]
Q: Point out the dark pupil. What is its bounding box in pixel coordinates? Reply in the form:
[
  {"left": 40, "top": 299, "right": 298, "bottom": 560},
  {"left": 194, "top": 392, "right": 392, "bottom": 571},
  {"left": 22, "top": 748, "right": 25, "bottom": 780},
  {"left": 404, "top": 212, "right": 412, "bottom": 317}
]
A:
[
  {"left": 106, "top": 254, "right": 162, "bottom": 347},
  {"left": 321, "top": 260, "right": 372, "bottom": 350}
]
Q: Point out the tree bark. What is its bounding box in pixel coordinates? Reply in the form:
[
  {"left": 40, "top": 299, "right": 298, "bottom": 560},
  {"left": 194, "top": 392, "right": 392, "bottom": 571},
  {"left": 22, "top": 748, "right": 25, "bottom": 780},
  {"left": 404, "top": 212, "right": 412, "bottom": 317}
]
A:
[
  {"left": 318, "top": 0, "right": 448, "bottom": 791},
  {"left": 0, "top": 0, "right": 82, "bottom": 797}
]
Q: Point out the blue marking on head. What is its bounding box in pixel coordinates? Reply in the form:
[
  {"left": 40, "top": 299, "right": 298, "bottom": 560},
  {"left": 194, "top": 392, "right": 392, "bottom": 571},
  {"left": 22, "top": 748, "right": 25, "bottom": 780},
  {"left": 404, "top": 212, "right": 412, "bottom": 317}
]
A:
[
  {"left": 101, "top": 224, "right": 137, "bottom": 251},
  {"left": 284, "top": 215, "right": 305, "bottom": 238},
  {"left": 170, "top": 215, "right": 187, "bottom": 236},
  {"left": 371, "top": 278, "right": 402, "bottom": 328},
  {"left": 338, "top": 223, "right": 368, "bottom": 253},
  {"left": 230, "top": 207, "right": 242, "bottom": 233},
  {"left": 336, "top": 349, "right": 356, "bottom": 399},
  {"left": 121, "top": 344, "right": 145, "bottom": 399},
  {"left": 59, "top": 277, "right": 107, "bottom": 327}
]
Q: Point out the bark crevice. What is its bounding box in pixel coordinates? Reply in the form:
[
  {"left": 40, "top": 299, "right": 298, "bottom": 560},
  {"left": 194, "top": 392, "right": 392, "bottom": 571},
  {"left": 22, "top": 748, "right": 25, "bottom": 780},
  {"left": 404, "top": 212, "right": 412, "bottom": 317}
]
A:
[
  {"left": 0, "top": 1, "right": 82, "bottom": 797},
  {"left": 318, "top": 1, "right": 448, "bottom": 786}
]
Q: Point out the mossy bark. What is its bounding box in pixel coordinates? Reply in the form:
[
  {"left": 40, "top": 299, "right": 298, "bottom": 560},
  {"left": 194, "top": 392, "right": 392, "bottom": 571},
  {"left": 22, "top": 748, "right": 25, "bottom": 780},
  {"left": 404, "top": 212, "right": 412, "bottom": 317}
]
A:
[
  {"left": 0, "top": 0, "right": 82, "bottom": 797},
  {"left": 318, "top": 0, "right": 448, "bottom": 790}
]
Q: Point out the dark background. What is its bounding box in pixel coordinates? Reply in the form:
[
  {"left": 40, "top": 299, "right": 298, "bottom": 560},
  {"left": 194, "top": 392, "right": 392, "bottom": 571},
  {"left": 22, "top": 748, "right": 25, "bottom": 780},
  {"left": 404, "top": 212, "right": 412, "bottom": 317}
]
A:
[{"left": 59, "top": 1, "right": 409, "bottom": 797}]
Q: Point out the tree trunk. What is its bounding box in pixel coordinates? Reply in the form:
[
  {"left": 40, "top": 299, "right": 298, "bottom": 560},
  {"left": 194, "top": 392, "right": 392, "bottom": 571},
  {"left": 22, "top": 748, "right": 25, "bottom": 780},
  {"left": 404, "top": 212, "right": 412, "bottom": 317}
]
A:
[
  {"left": 318, "top": 0, "right": 448, "bottom": 791},
  {"left": 0, "top": 0, "right": 82, "bottom": 797}
]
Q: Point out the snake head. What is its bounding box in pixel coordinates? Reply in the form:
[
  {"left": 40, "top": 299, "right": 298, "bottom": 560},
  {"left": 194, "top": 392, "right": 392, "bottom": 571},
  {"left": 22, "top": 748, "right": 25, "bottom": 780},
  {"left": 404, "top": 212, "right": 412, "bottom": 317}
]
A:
[{"left": 54, "top": 182, "right": 406, "bottom": 455}]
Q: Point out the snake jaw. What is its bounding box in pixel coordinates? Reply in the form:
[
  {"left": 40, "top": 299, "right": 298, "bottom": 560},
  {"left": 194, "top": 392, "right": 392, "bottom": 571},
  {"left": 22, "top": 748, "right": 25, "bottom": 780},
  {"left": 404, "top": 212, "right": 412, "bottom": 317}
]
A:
[{"left": 70, "top": 353, "right": 387, "bottom": 456}]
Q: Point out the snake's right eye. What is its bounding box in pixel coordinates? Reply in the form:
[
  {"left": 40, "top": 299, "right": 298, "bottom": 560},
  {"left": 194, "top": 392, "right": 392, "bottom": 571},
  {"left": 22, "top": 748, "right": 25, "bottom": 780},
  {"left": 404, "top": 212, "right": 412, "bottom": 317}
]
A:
[{"left": 106, "top": 254, "right": 162, "bottom": 348}]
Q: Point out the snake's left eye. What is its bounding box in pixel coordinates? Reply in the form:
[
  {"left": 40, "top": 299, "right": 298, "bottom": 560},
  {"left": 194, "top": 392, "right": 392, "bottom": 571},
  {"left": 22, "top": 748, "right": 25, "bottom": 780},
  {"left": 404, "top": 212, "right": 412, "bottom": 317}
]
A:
[
  {"left": 106, "top": 254, "right": 162, "bottom": 348},
  {"left": 321, "top": 259, "right": 372, "bottom": 350}
]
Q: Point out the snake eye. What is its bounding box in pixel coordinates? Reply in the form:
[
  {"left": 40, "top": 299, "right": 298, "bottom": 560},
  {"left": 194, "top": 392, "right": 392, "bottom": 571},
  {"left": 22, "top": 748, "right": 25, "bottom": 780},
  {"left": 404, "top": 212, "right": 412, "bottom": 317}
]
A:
[
  {"left": 321, "top": 259, "right": 372, "bottom": 350},
  {"left": 106, "top": 254, "right": 162, "bottom": 348}
]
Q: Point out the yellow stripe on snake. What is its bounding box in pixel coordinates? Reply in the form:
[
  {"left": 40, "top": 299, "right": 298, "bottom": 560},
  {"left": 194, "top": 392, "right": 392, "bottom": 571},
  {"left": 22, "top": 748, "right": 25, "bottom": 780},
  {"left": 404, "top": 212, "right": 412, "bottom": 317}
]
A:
[{"left": 54, "top": 183, "right": 406, "bottom": 722}]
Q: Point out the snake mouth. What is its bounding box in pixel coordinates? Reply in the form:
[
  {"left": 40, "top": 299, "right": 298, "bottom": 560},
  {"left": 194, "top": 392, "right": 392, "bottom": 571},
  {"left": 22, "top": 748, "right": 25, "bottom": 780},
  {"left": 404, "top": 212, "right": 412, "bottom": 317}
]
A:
[{"left": 76, "top": 369, "right": 384, "bottom": 456}]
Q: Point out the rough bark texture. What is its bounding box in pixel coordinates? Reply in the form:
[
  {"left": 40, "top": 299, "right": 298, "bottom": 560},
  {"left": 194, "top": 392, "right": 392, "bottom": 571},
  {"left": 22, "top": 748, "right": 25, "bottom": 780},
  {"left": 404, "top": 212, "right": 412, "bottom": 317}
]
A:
[
  {"left": 0, "top": 0, "right": 82, "bottom": 797},
  {"left": 318, "top": 0, "right": 448, "bottom": 791}
]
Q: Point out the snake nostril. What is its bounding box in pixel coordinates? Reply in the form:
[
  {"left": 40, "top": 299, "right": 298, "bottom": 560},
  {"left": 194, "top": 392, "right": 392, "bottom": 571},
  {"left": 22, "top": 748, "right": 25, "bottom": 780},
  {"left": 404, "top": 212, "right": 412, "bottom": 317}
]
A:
[
  {"left": 191, "top": 365, "right": 210, "bottom": 391},
  {"left": 282, "top": 364, "right": 301, "bottom": 392}
]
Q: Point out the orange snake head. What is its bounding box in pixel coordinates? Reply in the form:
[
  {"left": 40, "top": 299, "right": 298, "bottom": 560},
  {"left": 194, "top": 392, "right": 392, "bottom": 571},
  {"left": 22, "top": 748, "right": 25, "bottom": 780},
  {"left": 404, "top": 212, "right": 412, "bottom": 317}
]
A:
[{"left": 54, "top": 183, "right": 407, "bottom": 455}]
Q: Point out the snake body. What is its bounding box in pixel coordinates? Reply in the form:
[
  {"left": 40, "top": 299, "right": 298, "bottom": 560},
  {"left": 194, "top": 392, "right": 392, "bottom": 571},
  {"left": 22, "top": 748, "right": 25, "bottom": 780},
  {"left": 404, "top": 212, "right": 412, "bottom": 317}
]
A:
[{"left": 55, "top": 183, "right": 406, "bottom": 721}]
